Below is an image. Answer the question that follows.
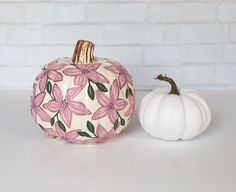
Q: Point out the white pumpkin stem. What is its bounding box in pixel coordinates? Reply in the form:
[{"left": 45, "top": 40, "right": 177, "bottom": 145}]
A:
[
  {"left": 72, "top": 40, "right": 95, "bottom": 64},
  {"left": 155, "top": 74, "right": 180, "bottom": 95}
]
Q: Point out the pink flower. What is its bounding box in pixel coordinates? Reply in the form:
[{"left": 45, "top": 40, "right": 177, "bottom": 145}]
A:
[
  {"left": 31, "top": 86, "right": 50, "bottom": 122},
  {"left": 63, "top": 63, "right": 108, "bottom": 88},
  {"left": 105, "top": 62, "right": 133, "bottom": 89},
  {"left": 125, "top": 94, "right": 135, "bottom": 118},
  {"left": 96, "top": 124, "right": 117, "bottom": 143},
  {"left": 37, "top": 60, "right": 66, "bottom": 92},
  {"left": 44, "top": 121, "right": 81, "bottom": 143},
  {"left": 92, "top": 80, "right": 128, "bottom": 123},
  {"left": 43, "top": 84, "right": 91, "bottom": 128}
]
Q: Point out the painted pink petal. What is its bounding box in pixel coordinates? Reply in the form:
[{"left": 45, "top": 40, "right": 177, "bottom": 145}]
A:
[
  {"left": 48, "top": 63, "right": 66, "bottom": 70},
  {"left": 39, "top": 74, "right": 48, "bottom": 92},
  {"left": 96, "top": 124, "right": 108, "bottom": 138},
  {"left": 52, "top": 84, "right": 63, "bottom": 101},
  {"left": 125, "top": 106, "right": 133, "bottom": 117},
  {"left": 43, "top": 100, "right": 60, "bottom": 112},
  {"left": 32, "top": 85, "right": 36, "bottom": 96},
  {"left": 66, "top": 87, "right": 82, "bottom": 100},
  {"left": 36, "top": 107, "right": 51, "bottom": 122},
  {"left": 126, "top": 74, "right": 133, "bottom": 85},
  {"left": 48, "top": 71, "right": 63, "bottom": 82},
  {"left": 108, "top": 109, "right": 117, "bottom": 123},
  {"left": 60, "top": 108, "right": 72, "bottom": 128},
  {"left": 118, "top": 74, "right": 126, "bottom": 88},
  {"left": 74, "top": 74, "right": 88, "bottom": 87},
  {"left": 44, "top": 128, "right": 59, "bottom": 137},
  {"left": 82, "top": 63, "right": 101, "bottom": 70},
  {"left": 55, "top": 121, "right": 66, "bottom": 138},
  {"left": 110, "top": 80, "right": 119, "bottom": 101},
  {"left": 92, "top": 107, "right": 108, "bottom": 120},
  {"left": 69, "top": 101, "right": 91, "bottom": 115},
  {"left": 87, "top": 70, "right": 109, "bottom": 84},
  {"left": 114, "top": 99, "right": 128, "bottom": 111},
  {"left": 63, "top": 68, "right": 81, "bottom": 76},
  {"left": 34, "top": 92, "right": 46, "bottom": 105},
  {"left": 96, "top": 90, "right": 110, "bottom": 107},
  {"left": 36, "top": 70, "right": 46, "bottom": 81},
  {"left": 31, "top": 108, "right": 37, "bottom": 122},
  {"left": 66, "top": 129, "right": 80, "bottom": 140},
  {"left": 105, "top": 65, "right": 122, "bottom": 74}
]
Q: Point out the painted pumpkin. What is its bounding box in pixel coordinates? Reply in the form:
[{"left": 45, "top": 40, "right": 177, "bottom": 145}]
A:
[
  {"left": 139, "top": 74, "right": 211, "bottom": 141},
  {"left": 30, "top": 40, "right": 135, "bottom": 144}
]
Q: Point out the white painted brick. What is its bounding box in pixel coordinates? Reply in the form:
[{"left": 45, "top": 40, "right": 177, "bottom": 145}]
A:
[
  {"left": 148, "top": 3, "right": 182, "bottom": 23},
  {"left": 224, "top": 44, "right": 236, "bottom": 63},
  {"left": 25, "top": 3, "right": 85, "bottom": 23},
  {"left": 5, "top": 25, "right": 42, "bottom": 45},
  {"left": 229, "top": 24, "right": 236, "bottom": 42},
  {"left": 215, "top": 65, "right": 236, "bottom": 85},
  {"left": 0, "top": 3, "right": 25, "bottom": 23},
  {"left": 0, "top": 66, "right": 41, "bottom": 88},
  {"left": 218, "top": 3, "right": 236, "bottom": 22},
  {"left": 182, "top": 24, "right": 228, "bottom": 43},
  {"left": 25, "top": 45, "right": 73, "bottom": 66},
  {"left": 182, "top": 3, "right": 216, "bottom": 22},
  {"left": 88, "top": 3, "right": 146, "bottom": 23},
  {"left": 0, "top": 46, "right": 24, "bottom": 65},
  {"left": 104, "top": 25, "right": 164, "bottom": 44},
  {"left": 183, "top": 65, "right": 215, "bottom": 85},
  {"left": 95, "top": 46, "right": 143, "bottom": 65},
  {"left": 182, "top": 45, "right": 223, "bottom": 63},
  {"left": 43, "top": 25, "right": 103, "bottom": 44},
  {"left": 144, "top": 46, "right": 181, "bottom": 65},
  {"left": 163, "top": 25, "right": 182, "bottom": 45},
  {"left": 131, "top": 66, "right": 182, "bottom": 89}
]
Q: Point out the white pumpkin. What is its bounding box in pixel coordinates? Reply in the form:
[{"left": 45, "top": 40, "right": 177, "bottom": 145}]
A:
[{"left": 139, "top": 74, "right": 212, "bottom": 140}]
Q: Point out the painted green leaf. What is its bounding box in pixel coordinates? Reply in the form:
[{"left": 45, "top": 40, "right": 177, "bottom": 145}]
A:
[
  {"left": 46, "top": 81, "right": 52, "bottom": 95},
  {"left": 78, "top": 131, "right": 91, "bottom": 137},
  {"left": 129, "top": 87, "right": 133, "bottom": 96},
  {"left": 125, "top": 88, "right": 129, "bottom": 99},
  {"left": 114, "top": 119, "right": 119, "bottom": 130},
  {"left": 50, "top": 117, "right": 55, "bottom": 126},
  {"left": 121, "top": 118, "right": 125, "bottom": 126},
  {"left": 58, "top": 120, "right": 66, "bottom": 132},
  {"left": 96, "top": 83, "right": 108, "bottom": 92},
  {"left": 88, "top": 84, "right": 95, "bottom": 100},
  {"left": 87, "top": 121, "right": 95, "bottom": 133}
]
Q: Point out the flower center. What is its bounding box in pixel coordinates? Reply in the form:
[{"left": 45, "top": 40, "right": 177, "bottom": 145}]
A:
[
  {"left": 107, "top": 103, "right": 114, "bottom": 110},
  {"left": 81, "top": 69, "right": 90, "bottom": 74},
  {"left": 60, "top": 99, "right": 68, "bottom": 110}
]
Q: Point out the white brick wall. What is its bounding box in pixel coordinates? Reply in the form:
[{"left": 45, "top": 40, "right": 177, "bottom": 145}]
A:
[{"left": 0, "top": 0, "right": 235, "bottom": 90}]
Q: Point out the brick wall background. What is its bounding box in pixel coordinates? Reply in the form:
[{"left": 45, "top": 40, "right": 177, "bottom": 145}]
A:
[{"left": 0, "top": 0, "right": 236, "bottom": 90}]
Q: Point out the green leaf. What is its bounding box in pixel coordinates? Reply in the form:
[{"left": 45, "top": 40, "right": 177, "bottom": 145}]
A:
[
  {"left": 114, "top": 119, "right": 119, "bottom": 130},
  {"left": 46, "top": 81, "right": 52, "bottom": 94},
  {"left": 125, "top": 88, "right": 129, "bottom": 99},
  {"left": 121, "top": 118, "right": 125, "bottom": 126},
  {"left": 86, "top": 121, "right": 95, "bottom": 133},
  {"left": 87, "top": 84, "right": 95, "bottom": 100},
  {"left": 58, "top": 120, "right": 66, "bottom": 132},
  {"left": 78, "top": 131, "right": 91, "bottom": 137},
  {"left": 128, "top": 87, "right": 133, "bottom": 96},
  {"left": 50, "top": 117, "right": 55, "bottom": 126},
  {"left": 96, "top": 83, "right": 108, "bottom": 92}
]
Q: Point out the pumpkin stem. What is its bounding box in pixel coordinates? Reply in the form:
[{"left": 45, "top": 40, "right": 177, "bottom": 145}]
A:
[
  {"left": 72, "top": 40, "right": 95, "bottom": 64},
  {"left": 155, "top": 74, "right": 180, "bottom": 95}
]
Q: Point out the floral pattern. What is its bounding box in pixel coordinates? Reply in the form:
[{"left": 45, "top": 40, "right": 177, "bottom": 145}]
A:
[
  {"left": 31, "top": 57, "right": 135, "bottom": 144},
  {"left": 36, "top": 60, "right": 66, "bottom": 92},
  {"left": 43, "top": 84, "right": 91, "bottom": 128},
  {"left": 92, "top": 79, "right": 127, "bottom": 124}
]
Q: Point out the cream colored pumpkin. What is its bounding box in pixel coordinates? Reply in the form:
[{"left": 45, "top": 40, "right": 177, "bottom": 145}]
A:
[
  {"left": 139, "top": 74, "right": 212, "bottom": 141},
  {"left": 30, "top": 40, "right": 135, "bottom": 144}
]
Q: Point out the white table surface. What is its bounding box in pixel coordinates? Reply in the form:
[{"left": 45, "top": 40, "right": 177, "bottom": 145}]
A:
[{"left": 0, "top": 89, "right": 235, "bottom": 192}]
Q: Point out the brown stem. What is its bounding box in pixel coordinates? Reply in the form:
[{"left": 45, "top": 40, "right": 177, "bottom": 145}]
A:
[
  {"left": 155, "top": 74, "right": 180, "bottom": 95},
  {"left": 72, "top": 40, "right": 95, "bottom": 64}
]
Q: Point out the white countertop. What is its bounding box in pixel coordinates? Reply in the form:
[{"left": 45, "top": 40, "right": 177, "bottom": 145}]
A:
[{"left": 0, "top": 90, "right": 236, "bottom": 192}]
